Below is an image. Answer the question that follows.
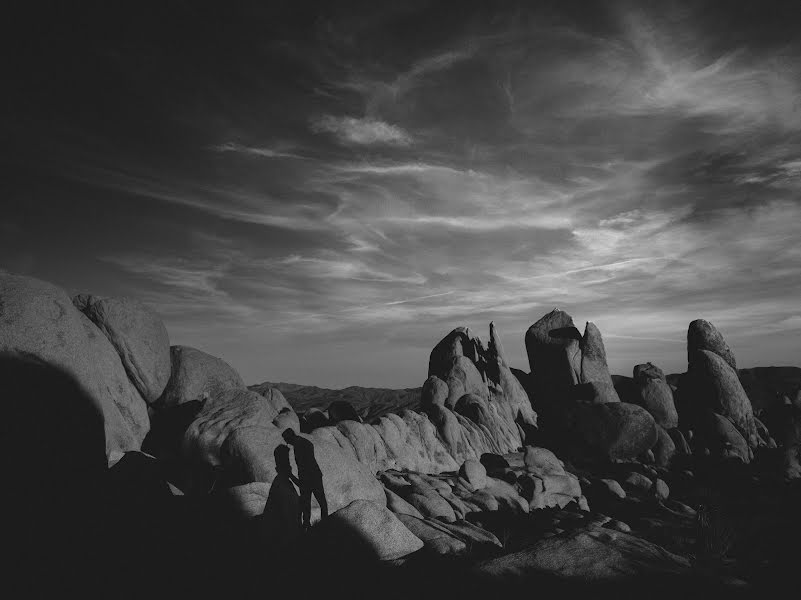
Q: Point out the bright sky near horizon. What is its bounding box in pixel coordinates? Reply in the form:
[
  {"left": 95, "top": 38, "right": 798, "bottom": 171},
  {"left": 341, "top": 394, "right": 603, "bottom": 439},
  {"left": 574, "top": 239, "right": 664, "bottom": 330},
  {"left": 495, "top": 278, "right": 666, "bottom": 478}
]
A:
[{"left": 2, "top": 1, "right": 800, "bottom": 387}]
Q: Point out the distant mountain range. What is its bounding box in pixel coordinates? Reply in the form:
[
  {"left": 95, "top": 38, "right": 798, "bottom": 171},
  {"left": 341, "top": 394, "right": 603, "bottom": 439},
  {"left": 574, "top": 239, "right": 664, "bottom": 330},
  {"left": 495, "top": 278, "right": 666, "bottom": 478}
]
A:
[
  {"left": 252, "top": 366, "right": 801, "bottom": 422},
  {"left": 249, "top": 381, "right": 421, "bottom": 422}
]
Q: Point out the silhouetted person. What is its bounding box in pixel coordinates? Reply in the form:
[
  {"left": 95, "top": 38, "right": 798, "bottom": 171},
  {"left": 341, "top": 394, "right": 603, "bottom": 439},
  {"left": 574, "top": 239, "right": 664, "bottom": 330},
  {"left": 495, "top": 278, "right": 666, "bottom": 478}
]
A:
[
  {"left": 260, "top": 444, "right": 301, "bottom": 548},
  {"left": 282, "top": 428, "right": 328, "bottom": 528}
]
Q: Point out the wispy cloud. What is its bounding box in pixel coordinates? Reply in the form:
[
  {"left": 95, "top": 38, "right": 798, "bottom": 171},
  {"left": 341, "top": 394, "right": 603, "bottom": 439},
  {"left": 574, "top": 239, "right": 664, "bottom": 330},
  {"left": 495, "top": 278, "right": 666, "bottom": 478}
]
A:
[
  {"left": 210, "top": 141, "right": 305, "bottom": 160},
  {"left": 620, "top": 10, "right": 801, "bottom": 133},
  {"left": 310, "top": 115, "right": 412, "bottom": 145},
  {"left": 8, "top": 1, "right": 801, "bottom": 386}
]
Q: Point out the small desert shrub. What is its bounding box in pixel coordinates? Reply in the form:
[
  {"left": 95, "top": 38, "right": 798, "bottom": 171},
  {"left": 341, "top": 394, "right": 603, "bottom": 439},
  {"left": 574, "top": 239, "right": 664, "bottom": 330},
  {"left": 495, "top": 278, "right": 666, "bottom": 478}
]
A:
[{"left": 695, "top": 503, "right": 737, "bottom": 561}]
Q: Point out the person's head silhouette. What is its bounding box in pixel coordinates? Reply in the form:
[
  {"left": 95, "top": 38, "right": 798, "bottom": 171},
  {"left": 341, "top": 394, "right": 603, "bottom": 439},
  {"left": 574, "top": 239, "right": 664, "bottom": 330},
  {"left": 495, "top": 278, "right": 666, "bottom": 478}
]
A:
[
  {"left": 282, "top": 428, "right": 297, "bottom": 444},
  {"left": 274, "top": 444, "right": 291, "bottom": 476}
]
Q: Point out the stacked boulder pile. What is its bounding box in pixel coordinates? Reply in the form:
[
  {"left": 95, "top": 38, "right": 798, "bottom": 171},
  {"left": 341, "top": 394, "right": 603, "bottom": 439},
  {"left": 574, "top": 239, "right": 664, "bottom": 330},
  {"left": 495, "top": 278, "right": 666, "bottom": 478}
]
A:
[
  {"left": 522, "top": 309, "right": 661, "bottom": 463},
  {"left": 676, "top": 319, "right": 772, "bottom": 462},
  {"left": 208, "top": 322, "right": 583, "bottom": 538}
]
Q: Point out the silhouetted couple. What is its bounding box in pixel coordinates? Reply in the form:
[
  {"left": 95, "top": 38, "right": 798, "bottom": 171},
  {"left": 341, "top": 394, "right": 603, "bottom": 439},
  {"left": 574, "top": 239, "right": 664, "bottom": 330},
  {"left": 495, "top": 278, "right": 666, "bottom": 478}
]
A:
[{"left": 264, "top": 429, "right": 327, "bottom": 539}]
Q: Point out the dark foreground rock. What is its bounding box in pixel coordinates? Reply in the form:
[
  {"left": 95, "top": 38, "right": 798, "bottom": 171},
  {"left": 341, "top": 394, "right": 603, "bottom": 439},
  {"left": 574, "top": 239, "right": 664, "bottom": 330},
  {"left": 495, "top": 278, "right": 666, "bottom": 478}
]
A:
[{"left": 474, "top": 527, "right": 691, "bottom": 581}]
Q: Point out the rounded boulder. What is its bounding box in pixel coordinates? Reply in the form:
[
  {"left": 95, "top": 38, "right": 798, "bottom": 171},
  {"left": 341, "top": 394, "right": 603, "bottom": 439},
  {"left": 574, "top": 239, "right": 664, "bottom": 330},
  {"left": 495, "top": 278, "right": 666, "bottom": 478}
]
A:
[
  {"left": 84, "top": 297, "right": 171, "bottom": 403},
  {"left": 459, "top": 459, "right": 488, "bottom": 490},
  {"left": 159, "top": 346, "right": 244, "bottom": 407},
  {"left": 575, "top": 402, "right": 658, "bottom": 462},
  {"left": 319, "top": 500, "right": 423, "bottom": 560}
]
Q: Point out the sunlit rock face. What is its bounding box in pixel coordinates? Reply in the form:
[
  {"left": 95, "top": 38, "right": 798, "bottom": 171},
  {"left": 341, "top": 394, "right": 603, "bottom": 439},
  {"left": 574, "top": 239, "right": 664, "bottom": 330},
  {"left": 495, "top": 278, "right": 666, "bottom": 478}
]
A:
[
  {"left": 287, "top": 323, "right": 538, "bottom": 476},
  {"left": 78, "top": 296, "right": 172, "bottom": 405},
  {"left": 159, "top": 345, "right": 245, "bottom": 408},
  {"left": 688, "top": 319, "right": 737, "bottom": 371},
  {"left": 0, "top": 274, "right": 150, "bottom": 463},
  {"left": 181, "top": 322, "right": 551, "bottom": 523}
]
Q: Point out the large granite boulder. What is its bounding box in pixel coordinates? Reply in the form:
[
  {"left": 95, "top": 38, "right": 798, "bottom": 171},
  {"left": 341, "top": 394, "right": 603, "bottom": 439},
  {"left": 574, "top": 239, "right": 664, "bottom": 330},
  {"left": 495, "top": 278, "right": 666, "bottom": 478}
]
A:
[
  {"left": 327, "top": 400, "right": 361, "bottom": 424},
  {"left": 420, "top": 376, "right": 449, "bottom": 410},
  {"left": 160, "top": 345, "right": 244, "bottom": 407},
  {"left": 696, "top": 411, "right": 752, "bottom": 463},
  {"left": 571, "top": 381, "right": 621, "bottom": 405},
  {"left": 217, "top": 426, "right": 387, "bottom": 521},
  {"left": 182, "top": 388, "right": 283, "bottom": 466},
  {"left": 652, "top": 425, "right": 677, "bottom": 468},
  {"left": 385, "top": 488, "right": 424, "bottom": 518},
  {"left": 632, "top": 363, "right": 678, "bottom": 428},
  {"left": 634, "top": 362, "right": 665, "bottom": 381},
  {"left": 301, "top": 407, "right": 329, "bottom": 432},
  {"left": 579, "top": 322, "right": 620, "bottom": 400},
  {"left": 526, "top": 311, "right": 628, "bottom": 442},
  {"left": 637, "top": 381, "right": 677, "bottom": 428},
  {"left": 443, "top": 356, "right": 488, "bottom": 407},
  {"left": 416, "top": 324, "right": 539, "bottom": 465},
  {"left": 574, "top": 402, "right": 658, "bottom": 461},
  {"left": 475, "top": 527, "right": 690, "bottom": 582},
  {"left": 81, "top": 296, "right": 171, "bottom": 404},
  {"left": 488, "top": 322, "right": 538, "bottom": 429},
  {"left": 688, "top": 319, "right": 736, "bottom": 371},
  {"left": 396, "top": 514, "right": 467, "bottom": 555},
  {"left": 525, "top": 309, "right": 581, "bottom": 389},
  {"left": 0, "top": 274, "right": 149, "bottom": 462},
  {"left": 459, "top": 459, "right": 488, "bottom": 490},
  {"left": 223, "top": 482, "right": 271, "bottom": 517},
  {"left": 317, "top": 500, "right": 423, "bottom": 560},
  {"left": 428, "top": 327, "right": 484, "bottom": 379},
  {"left": 689, "top": 349, "right": 757, "bottom": 447}
]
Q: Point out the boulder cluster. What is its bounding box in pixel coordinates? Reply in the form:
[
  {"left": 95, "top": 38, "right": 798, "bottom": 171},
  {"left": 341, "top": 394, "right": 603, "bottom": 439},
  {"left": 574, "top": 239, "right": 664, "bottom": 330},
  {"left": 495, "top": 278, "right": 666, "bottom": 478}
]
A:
[{"left": 2, "top": 272, "right": 799, "bottom": 594}]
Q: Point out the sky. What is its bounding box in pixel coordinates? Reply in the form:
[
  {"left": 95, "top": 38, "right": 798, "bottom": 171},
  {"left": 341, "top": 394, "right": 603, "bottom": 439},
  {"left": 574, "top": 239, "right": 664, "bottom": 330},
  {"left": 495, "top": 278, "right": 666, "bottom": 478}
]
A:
[{"left": 2, "top": 1, "right": 800, "bottom": 388}]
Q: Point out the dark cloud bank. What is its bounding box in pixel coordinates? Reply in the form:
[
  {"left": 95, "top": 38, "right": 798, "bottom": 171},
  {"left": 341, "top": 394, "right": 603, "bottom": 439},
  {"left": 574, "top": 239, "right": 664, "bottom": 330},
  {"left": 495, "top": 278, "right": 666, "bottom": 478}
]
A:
[{"left": 2, "top": 1, "right": 800, "bottom": 387}]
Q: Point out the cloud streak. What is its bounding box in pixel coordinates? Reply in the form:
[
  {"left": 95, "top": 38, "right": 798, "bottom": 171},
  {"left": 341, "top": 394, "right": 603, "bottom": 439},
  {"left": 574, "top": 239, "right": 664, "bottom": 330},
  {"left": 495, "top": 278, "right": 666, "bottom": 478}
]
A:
[
  {"left": 4, "top": 1, "right": 800, "bottom": 386},
  {"left": 310, "top": 115, "right": 413, "bottom": 145}
]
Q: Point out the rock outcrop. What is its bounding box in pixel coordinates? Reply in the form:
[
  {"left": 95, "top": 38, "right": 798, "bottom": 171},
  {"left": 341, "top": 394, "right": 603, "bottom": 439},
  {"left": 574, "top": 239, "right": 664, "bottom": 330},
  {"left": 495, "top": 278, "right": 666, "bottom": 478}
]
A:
[
  {"left": 417, "top": 323, "right": 537, "bottom": 464},
  {"left": 525, "top": 310, "right": 658, "bottom": 461},
  {"left": 688, "top": 319, "right": 737, "bottom": 371},
  {"left": 574, "top": 403, "right": 658, "bottom": 462},
  {"left": 79, "top": 296, "right": 171, "bottom": 404},
  {"left": 687, "top": 339, "right": 759, "bottom": 450},
  {"left": 474, "top": 527, "right": 691, "bottom": 582},
  {"left": 316, "top": 500, "right": 423, "bottom": 560},
  {"left": 0, "top": 274, "right": 150, "bottom": 462},
  {"left": 631, "top": 362, "right": 678, "bottom": 429},
  {"left": 521, "top": 446, "right": 583, "bottom": 509},
  {"left": 190, "top": 323, "right": 542, "bottom": 507},
  {"left": 182, "top": 386, "right": 386, "bottom": 519},
  {"left": 525, "top": 309, "right": 582, "bottom": 395},
  {"left": 160, "top": 345, "right": 245, "bottom": 407},
  {"left": 579, "top": 322, "right": 620, "bottom": 402}
]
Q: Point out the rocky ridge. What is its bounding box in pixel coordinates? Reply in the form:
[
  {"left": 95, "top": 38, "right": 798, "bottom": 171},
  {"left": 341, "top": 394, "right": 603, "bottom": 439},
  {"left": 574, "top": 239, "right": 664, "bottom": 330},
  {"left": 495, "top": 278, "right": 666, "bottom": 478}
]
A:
[{"left": 3, "top": 271, "right": 801, "bottom": 597}]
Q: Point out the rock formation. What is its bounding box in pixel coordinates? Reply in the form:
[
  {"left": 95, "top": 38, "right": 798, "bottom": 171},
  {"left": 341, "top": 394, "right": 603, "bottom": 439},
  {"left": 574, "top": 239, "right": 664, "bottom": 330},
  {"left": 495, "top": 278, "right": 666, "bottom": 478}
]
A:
[
  {"left": 78, "top": 296, "right": 171, "bottom": 404},
  {"left": 6, "top": 270, "right": 799, "bottom": 593},
  {"left": 315, "top": 499, "right": 424, "bottom": 560},
  {"left": 525, "top": 309, "right": 658, "bottom": 461},
  {"left": 525, "top": 309, "right": 582, "bottom": 395},
  {"left": 0, "top": 274, "right": 150, "bottom": 462},
  {"left": 632, "top": 362, "right": 678, "bottom": 429},
  {"left": 160, "top": 345, "right": 245, "bottom": 407},
  {"left": 688, "top": 319, "right": 737, "bottom": 371},
  {"left": 475, "top": 527, "right": 691, "bottom": 581},
  {"left": 684, "top": 320, "right": 761, "bottom": 453}
]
